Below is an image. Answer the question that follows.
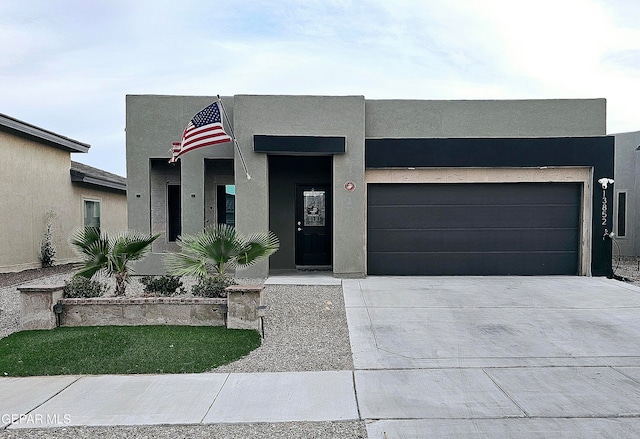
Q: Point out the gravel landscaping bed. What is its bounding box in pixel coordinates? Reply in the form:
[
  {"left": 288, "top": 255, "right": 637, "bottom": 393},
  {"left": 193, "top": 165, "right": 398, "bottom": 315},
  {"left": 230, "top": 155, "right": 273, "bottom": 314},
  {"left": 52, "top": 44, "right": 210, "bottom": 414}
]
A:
[
  {"left": 0, "top": 267, "right": 363, "bottom": 438},
  {"left": 613, "top": 256, "right": 640, "bottom": 286},
  {"left": 214, "top": 283, "right": 353, "bottom": 372},
  {"left": 0, "top": 421, "right": 367, "bottom": 439},
  {"left": 2, "top": 273, "right": 353, "bottom": 371}
]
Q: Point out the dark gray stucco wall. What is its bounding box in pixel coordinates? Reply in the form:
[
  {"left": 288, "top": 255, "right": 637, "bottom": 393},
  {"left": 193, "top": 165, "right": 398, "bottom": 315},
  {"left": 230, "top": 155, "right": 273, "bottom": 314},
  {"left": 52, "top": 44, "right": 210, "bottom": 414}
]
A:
[
  {"left": 233, "top": 95, "right": 366, "bottom": 278},
  {"left": 126, "top": 95, "right": 235, "bottom": 274},
  {"left": 614, "top": 130, "right": 640, "bottom": 256},
  {"left": 365, "top": 99, "right": 607, "bottom": 138},
  {"left": 204, "top": 159, "right": 234, "bottom": 228},
  {"left": 149, "top": 159, "right": 180, "bottom": 253}
]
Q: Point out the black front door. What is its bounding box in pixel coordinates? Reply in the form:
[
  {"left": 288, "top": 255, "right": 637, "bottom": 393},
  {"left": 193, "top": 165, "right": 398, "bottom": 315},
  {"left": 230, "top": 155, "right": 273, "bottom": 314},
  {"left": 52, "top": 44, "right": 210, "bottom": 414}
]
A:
[{"left": 295, "top": 185, "right": 331, "bottom": 267}]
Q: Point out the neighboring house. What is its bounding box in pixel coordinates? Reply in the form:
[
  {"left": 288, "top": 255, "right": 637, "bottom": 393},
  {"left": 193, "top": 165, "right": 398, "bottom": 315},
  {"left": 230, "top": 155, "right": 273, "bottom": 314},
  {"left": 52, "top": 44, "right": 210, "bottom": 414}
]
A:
[
  {"left": 0, "top": 113, "right": 127, "bottom": 273},
  {"left": 613, "top": 130, "right": 640, "bottom": 257},
  {"left": 126, "top": 95, "right": 614, "bottom": 278}
]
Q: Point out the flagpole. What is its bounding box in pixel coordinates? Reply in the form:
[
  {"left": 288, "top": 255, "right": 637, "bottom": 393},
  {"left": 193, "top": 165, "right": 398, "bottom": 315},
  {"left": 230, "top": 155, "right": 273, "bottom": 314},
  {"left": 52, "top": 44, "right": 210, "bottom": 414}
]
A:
[{"left": 217, "top": 95, "right": 251, "bottom": 181}]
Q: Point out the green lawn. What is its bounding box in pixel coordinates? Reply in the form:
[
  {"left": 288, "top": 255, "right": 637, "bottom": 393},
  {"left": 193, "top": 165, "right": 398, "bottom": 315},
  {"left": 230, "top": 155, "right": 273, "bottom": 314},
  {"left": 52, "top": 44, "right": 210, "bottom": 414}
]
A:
[{"left": 0, "top": 326, "right": 261, "bottom": 376}]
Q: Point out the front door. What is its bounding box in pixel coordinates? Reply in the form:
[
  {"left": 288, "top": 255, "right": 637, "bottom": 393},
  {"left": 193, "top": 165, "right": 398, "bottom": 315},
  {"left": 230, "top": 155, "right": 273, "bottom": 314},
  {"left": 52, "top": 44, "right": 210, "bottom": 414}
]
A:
[{"left": 295, "top": 185, "right": 331, "bottom": 267}]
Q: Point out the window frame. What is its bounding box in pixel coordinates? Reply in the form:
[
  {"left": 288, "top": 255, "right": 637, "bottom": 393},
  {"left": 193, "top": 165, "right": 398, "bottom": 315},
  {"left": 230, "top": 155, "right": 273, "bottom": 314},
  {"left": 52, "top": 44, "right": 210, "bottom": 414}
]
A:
[
  {"left": 216, "top": 184, "right": 235, "bottom": 227},
  {"left": 82, "top": 198, "right": 101, "bottom": 230}
]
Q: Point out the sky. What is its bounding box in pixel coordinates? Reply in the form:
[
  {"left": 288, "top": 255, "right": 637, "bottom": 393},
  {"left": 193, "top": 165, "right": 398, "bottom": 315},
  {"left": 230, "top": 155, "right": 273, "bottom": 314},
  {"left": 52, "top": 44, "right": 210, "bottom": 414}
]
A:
[{"left": 1, "top": 0, "right": 639, "bottom": 177}]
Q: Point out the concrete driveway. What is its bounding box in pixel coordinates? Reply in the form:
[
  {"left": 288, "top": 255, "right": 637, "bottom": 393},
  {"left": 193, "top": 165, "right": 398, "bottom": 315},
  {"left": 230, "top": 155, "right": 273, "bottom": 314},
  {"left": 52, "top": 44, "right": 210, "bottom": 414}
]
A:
[{"left": 343, "top": 276, "right": 640, "bottom": 438}]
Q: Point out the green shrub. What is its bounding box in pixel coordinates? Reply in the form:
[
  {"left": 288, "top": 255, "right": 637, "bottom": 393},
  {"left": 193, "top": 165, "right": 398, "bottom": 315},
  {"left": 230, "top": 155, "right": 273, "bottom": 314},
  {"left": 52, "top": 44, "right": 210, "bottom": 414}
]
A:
[
  {"left": 191, "top": 277, "right": 237, "bottom": 298},
  {"left": 39, "top": 222, "right": 56, "bottom": 268},
  {"left": 63, "top": 277, "right": 108, "bottom": 298},
  {"left": 139, "top": 275, "right": 186, "bottom": 296}
]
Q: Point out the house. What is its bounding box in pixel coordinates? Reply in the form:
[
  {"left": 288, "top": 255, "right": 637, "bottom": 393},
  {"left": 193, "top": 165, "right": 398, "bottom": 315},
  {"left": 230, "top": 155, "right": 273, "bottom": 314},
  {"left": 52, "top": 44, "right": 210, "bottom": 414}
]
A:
[
  {"left": 613, "top": 130, "right": 640, "bottom": 257},
  {"left": 0, "top": 113, "right": 127, "bottom": 273},
  {"left": 126, "top": 95, "right": 614, "bottom": 278}
]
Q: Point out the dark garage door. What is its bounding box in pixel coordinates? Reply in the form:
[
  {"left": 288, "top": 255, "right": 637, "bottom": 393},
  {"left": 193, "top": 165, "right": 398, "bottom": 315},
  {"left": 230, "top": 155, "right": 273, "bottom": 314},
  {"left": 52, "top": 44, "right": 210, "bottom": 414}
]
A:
[{"left": 367, "top": 183, "right": 581, "bottom": 275}]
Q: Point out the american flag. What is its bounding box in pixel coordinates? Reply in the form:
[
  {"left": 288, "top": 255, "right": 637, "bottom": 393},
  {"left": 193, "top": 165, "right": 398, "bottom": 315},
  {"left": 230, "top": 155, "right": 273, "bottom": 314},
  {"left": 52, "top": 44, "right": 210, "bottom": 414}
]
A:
[{"left": 169, "top": 101, "right": 232, "bottom": 163}]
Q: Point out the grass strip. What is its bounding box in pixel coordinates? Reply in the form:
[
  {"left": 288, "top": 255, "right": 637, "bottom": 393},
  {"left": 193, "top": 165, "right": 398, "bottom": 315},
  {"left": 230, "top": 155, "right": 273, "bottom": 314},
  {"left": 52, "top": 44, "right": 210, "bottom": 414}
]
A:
[{"left": 0, "top": 325, "right": 260, "bottom": 376}]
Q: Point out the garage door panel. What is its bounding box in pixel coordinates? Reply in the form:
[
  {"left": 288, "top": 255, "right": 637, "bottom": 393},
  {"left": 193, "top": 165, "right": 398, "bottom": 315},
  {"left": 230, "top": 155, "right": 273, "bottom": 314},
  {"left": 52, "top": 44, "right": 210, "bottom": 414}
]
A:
[
  {"left": 368, "top": 182, "right": 581, "bottom": 206},
  {"left": 367, "top": 251, "right": 579, "bottom": 275},
  {"left": 368, "top": 205, "right": 579, "bottom": 229},
  {"left": 367, "top": 183, "right": 581, "bottom": 275},
  {"left": 368, "top": 228, "right": 579, "bottom": 253}
]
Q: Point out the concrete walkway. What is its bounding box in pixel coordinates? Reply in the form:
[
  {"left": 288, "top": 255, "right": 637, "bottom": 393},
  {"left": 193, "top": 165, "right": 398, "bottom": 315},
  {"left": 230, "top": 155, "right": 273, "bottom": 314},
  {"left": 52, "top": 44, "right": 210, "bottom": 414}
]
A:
[
  {"left": 0, "top": 371, "right": 357, "bottom": 429},
  {"left": 4, "top": 275, "right": 640, "bottom": 437}
]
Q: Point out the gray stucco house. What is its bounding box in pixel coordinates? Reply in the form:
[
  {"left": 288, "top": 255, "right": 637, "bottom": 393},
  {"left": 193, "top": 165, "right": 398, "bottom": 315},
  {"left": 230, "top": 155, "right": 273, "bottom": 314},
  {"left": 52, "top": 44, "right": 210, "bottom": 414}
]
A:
[
  {"left": 613, "top": 130, "right": 640, "bottom": 257},
  {"left": 126, "top": 95, "right": 614, "bottom": 278},
  {"left": 0, "top": 113, "right": 127, "bottom": 273}
]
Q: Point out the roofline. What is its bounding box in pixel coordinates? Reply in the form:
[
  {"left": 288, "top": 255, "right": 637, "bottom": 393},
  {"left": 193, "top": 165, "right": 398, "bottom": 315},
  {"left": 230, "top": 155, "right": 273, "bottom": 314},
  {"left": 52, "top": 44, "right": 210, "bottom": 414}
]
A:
[
  {"left": 0, "top": 113, "right": 90, "bottom": 153},
  {"left": 70, "top": 162, "right": 126, "bottom": 192},
  {"left": 71, "top": 173, "right": 127, "bottom": 192}
]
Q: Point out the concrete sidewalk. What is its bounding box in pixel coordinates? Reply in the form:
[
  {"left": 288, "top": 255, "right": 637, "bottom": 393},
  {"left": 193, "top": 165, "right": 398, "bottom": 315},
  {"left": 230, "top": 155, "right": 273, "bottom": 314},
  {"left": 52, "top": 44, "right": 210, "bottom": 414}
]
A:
[{"left": 0, "top": 371, "right": 358, "bottom": 429}]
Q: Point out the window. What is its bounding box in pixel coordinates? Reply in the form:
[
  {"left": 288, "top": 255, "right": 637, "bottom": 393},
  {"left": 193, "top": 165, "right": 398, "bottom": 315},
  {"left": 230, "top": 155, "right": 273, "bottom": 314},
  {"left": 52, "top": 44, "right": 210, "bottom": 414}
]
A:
[
  {"left": 303, "top": 189, "right": 325, "bottom": 226},
  {"left": 167, "top": 185, "right": 181, "bottom": 241},
  {"left": 83, "top": 200, "right": 100, "bottom": 229},
  {"left": 216, "top": 185, "right": 235, "bottom": 226},
  {"left": 617, "top": 192, "right": 627, "bottom": 238}
]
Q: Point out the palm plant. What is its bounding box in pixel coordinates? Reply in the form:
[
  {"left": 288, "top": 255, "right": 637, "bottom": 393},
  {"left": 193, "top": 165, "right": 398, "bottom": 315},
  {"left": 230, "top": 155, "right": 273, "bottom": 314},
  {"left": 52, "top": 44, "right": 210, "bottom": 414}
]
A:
[
  {"left": 165, "top": 224, "right": 279, "bottom": 281},
  {"left": 70, "top": 227, "right": 160, "bottom": 296}
]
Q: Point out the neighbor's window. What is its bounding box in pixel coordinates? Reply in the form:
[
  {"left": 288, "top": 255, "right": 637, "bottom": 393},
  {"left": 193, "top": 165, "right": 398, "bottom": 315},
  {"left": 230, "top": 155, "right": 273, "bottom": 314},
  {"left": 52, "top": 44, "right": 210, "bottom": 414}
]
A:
[
  {"left": 617, "top": 192, "right": 627, "bottom": 238},
  {"left": 83, "top": 200, "right": 100, "bottom": 229},
  {"left": 217, "top": 185, "right": 235, "bottom": 226},
  {"left": 167, "top": 184, "right": 181, "bottom": 242}
]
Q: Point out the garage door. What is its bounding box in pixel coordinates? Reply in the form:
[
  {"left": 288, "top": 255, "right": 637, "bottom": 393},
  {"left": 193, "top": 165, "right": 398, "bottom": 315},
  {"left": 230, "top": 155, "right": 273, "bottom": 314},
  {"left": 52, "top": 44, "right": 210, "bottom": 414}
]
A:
[{"left": 367, "top": 183, "right": 581, "bottom": 275}]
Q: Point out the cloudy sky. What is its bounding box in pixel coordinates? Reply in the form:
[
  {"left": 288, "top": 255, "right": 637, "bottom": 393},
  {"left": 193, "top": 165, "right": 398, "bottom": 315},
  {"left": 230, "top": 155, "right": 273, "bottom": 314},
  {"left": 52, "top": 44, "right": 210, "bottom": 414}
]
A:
[{"left": 1, "top": 0, "right": 639, "bottom": 176}]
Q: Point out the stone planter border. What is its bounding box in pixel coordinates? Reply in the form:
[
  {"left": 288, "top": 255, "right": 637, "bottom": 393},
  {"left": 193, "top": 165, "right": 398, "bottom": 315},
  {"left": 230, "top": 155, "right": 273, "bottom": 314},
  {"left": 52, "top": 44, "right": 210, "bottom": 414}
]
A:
[{"left": 18, "top": 285, "right": 265, "bottom": 331}]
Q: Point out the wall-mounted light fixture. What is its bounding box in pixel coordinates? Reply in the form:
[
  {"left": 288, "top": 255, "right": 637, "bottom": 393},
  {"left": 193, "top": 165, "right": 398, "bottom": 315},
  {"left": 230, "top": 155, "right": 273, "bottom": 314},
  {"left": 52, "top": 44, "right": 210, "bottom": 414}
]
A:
[{"left": 598, "top": 178, "right": 614, "bottom": 190}]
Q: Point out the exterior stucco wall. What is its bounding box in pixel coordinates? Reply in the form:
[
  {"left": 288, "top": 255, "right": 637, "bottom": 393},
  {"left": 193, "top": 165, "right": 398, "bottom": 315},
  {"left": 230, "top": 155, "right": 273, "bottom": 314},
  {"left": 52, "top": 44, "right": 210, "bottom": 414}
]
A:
[
  {"left": 233, "top": 95, "right": 366, "bottom": 278},
  {"left": 365, "top": 99, "right": 607, "bottom": 138},
  {"left": 149, "top": 159, "right": 181, "bottom": 253},
  {"left": 204, "top": 159, "right": 234, "bottom": 228},
  {"left": 613, "top": 130, "right": 640, "bottom": 256},
  {"left": 0, "top": 131, "right": 127, "bottom": 272},
  {"left": 0, "top": 132, "right": 74, "bottom": 271},
  {"left": 126, "top": 95, "right": 608, "bottom": 277},
  {"left": 71, "top": 186, "right": 128, "bottom": 234},
  {"left": 126, "top": 95, "right": 235, "bottom": 274}
]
